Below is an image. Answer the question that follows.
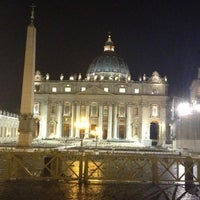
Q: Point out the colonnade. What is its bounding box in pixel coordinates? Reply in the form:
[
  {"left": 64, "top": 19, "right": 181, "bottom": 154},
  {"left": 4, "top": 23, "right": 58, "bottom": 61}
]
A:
[{"left": 37, "top": 102, "right": 140, "bottom": 140}]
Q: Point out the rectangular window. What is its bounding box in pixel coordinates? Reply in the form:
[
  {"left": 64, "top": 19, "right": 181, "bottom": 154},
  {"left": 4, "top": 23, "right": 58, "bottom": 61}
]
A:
[
  {"left": 52, "top": 87, "right": 57, "bottom": 92},
  {"left": 104, "top": 88, "right": 108, "bottom": 92},
  {"left": 134, "top": 88, "right": 139, "bottom": 94},
  {"left": 119, "top": 88, "right": 126, "bottom": 93},
  {"left": 81, "top": 87, "right": 86, "bottom": 91},
  {"left": 65, "top": 87, "right": 71, "bottom": 92}
]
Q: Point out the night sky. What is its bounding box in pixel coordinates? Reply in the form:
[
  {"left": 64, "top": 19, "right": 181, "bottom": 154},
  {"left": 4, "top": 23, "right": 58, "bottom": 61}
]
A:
[{"left": 0, "top": 0, "right": 200, "bottom": 113}]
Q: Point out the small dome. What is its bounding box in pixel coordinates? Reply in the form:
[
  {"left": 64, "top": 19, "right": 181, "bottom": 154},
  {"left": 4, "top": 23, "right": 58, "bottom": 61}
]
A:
[{"left": 86, "top": 34, "right": 131, "bottom": 82}]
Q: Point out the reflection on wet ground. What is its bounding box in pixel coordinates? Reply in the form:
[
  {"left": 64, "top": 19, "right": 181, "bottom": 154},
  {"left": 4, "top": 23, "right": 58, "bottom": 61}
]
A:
[{"left": 0, "top": 180, "right": 200, "bottom": 200}]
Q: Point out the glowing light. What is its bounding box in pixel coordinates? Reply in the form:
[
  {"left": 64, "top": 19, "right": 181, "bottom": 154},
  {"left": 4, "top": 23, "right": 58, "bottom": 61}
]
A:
[
  {"left": 177, "top": 102, "right": 191, "bottom": 116},
  {"left": 76, "top": 117, "right": 89, "bottom": 148},
  {"left": 193, "top": 104, "right": 200, "bottom": 112},
  {"left": 177, "top": 102, "right": 200, "bottom": 117},
  {"left": 76, "top": 117, "right": 89, "bottom": 129}
]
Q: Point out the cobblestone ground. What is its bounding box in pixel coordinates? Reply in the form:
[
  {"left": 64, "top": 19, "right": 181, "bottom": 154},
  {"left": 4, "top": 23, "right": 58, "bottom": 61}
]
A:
[{"left": 0, "top": 180, "right": 200, "bottom": 200}]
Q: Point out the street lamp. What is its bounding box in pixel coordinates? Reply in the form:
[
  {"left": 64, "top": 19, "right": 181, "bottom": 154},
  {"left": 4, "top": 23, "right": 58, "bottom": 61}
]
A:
[
  {"left": 177, "top": 102, "right": 200, "bottom": 117},
  {"left": 76, "top": 117, "right": 89, "bottom": 150},
  {"left": 177, "top": 102, "right": 191, "bottom": 117}
]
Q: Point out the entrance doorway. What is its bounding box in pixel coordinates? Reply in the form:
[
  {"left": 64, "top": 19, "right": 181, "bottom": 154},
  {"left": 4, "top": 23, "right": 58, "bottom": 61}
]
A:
[
  {"left": 90, "top": 124, "right": 97, "bottom": 138},
  {"left": 63, "top": 124, "right": 70, "bottom": 137},
  {"left": 119, "top": 125, "right": 125, "bottom": 139},
  {"left": 150, "top": 122, "right": 159, "bottom": 146}
]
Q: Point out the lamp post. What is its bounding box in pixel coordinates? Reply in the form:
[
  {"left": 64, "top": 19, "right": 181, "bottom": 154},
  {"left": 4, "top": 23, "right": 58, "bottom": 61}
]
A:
[
  {"left": 76, "top": 117, "right": 89, "bottom": 150},
  {"left": 79, "top": 128, "right": 84, "bottom": 148}
]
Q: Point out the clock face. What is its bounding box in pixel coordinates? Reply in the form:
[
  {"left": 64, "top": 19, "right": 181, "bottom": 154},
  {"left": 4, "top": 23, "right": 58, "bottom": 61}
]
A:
[{"left": 35, "top": 75, "right": 40, "bottom": 80}]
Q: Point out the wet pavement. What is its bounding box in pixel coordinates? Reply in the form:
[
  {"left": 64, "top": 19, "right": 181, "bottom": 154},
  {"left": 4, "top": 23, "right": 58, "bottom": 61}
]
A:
[{"left": 0, "top": 180, "right": 200, "bottom": 200}]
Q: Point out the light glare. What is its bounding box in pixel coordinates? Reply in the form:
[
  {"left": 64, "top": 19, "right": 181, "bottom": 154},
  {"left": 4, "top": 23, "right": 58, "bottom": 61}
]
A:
[{"left": 177, "top": 102, "right": 191, "bottom": 116}]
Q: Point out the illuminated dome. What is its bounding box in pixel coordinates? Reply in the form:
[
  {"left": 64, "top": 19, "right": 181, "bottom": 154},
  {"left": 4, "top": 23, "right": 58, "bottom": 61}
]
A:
[{"left": 86, "top": 34, "right": 131, "bottom": 82}]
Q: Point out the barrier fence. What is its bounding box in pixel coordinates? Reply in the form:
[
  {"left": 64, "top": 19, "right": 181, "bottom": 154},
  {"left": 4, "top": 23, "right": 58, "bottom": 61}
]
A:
[{"left": 0, "top": 150, "right": 199, "bottom": 186}]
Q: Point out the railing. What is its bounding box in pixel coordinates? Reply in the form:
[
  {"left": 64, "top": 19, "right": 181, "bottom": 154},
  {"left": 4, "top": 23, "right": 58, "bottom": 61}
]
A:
[{"left": 0, "top": 150, "right": 199, "bottom": 186}]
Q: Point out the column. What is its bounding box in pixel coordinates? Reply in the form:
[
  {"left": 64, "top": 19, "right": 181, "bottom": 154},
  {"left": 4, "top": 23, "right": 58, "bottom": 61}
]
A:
[
  {"left": 159, "top": 105, "right": 166, "bottom": 146},
  {"left": 85, "top": 105, "right": 90, "bottom": 138},
  {"left": 75, "top": 104, "right": 80, "bottom": 138},
  {"left": 40, "top": 102, "right": 48, "bottom": 139},
  {"left": 56, "top": 102, "right": 62, "bottom": 138},
  {"left": 70, "top": 103, "right": 75, "bottom": 138},
  {"left": 107, "top": 104, "right": 113, "bottom": 139},
  {"left": 98, "top": 105, "right": 103, "bottom": 139},
  {"left": 113, "top": 104, "right": 118, "bottom": 139},
  {"left": 141, "top": 102, "right": 150, "bottom": 145},
  {"left": 126, "top": 104, "right": 131, "bottom": 140}
]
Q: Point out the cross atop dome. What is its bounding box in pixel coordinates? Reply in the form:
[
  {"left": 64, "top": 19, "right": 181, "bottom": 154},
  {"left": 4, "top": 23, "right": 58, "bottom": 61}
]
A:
[{"left": 104, "top": 32, "right": 115, "bottom": 52}]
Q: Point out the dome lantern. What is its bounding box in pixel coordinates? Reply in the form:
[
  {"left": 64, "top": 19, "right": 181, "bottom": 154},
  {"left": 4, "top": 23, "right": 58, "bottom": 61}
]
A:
[{"left": 104, "top": 33, "right": 115, "bottom": 52}]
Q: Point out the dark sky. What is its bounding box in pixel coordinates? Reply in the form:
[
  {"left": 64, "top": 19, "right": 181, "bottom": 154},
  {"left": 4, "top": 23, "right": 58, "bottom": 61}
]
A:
[{"left": 0, "top": 0, "right": 200, "bottom": 113}]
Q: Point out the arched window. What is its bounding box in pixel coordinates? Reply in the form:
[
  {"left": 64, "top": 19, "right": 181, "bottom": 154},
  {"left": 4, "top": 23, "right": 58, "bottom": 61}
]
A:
[
  {"left": 90, "top": 103, "right": 98, "bottom": 117},
  {"left": 63, "top": 102, "right": 71, "bottom": 116},
  {"left": 151, "top": 104, "right": 159, "bottom": 117},
  {"left": 48, "top": 121, "right": 57, "bottom": 137},
  {"left": 34, "top": 102, "right": 40, "bottom": 114},
  {"left": 118, "top": 104, "right": 125, "bottom": 118}
]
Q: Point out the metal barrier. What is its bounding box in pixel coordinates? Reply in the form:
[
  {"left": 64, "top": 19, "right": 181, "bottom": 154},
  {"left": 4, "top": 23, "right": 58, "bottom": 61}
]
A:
[{"left": 0, "top": 150, "right": 199, "bottom": 185}]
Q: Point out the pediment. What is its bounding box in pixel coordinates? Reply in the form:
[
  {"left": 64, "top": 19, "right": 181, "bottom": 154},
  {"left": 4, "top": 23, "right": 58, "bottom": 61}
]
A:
[{"left": 77, "top": 86, "right": 112, "bottom": 95}]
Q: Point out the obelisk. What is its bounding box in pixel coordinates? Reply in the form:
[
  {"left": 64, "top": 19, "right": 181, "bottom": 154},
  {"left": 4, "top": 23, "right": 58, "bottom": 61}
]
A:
[{"left": 18, "top": 4, "right": 36, "bottom": 147}]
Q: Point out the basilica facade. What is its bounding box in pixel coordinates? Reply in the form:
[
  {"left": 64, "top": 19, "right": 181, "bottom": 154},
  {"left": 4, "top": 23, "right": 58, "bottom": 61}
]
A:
[{"left": 33, "top": 35, "right": 168, "bottom": 147}]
